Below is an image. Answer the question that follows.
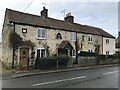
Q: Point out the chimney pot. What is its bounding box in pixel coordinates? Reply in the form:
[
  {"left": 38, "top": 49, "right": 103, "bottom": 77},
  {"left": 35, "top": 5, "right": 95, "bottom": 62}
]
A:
[
  {"left": 43, "top": 7, "right": 46, "bottom": 10},
  {"left": 64, "top": 13, "right": 74, "bottom": 23},
  {"left": 41, "top": 7, "right": 48, "bottom": 18}
]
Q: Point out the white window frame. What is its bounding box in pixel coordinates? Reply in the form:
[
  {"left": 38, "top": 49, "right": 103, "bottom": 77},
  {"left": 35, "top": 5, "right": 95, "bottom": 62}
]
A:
[
  {"left": 88, "top": 49, "right": 93, "bottom": 52},
  {"left": 88, "top": 35, "right": 92, "bottom": 42},
  {"left": 72, "top": 49, "right": 76, "bottom": 57},
  {"left": 106, "top": 51, "right": 109, "bottom": 55},
  {"left": 70, "top": 32, "right": 76, "bottom": 41},
  {"left": 106, "top": 39, "right": 109, "bottom": 44},
  {"left": 36, "top": 48, "right": 46, "bottom": 58},
  {"left": 36, "top": 28, "right": 46, "bottom": 39}
]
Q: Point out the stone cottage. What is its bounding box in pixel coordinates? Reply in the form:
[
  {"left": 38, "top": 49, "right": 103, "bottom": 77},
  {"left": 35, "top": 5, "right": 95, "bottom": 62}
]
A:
[{"left": 2, "top": 7, "right": 115, "bottom": 68}]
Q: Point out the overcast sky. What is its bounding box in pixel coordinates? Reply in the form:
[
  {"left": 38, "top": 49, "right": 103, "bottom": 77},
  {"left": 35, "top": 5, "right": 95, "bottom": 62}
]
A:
[{"left": 0, "top": 0, "right": 119, "bottom": 42}]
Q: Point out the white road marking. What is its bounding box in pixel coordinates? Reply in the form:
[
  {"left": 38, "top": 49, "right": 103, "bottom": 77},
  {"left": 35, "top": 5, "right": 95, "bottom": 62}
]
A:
[
  {"left": 102, "top": 71, "right": 118, "bottom": 75},
  {"left": 32, "top": 76, "right": 87, "bottom": 87}
]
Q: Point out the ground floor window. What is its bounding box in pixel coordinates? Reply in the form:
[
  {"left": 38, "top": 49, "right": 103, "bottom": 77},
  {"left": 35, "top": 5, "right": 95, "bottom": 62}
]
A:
[
  {"left": 106, "top": 51, "right": 109, "bottom": 55},
  {"left": 36, "top": 48, "right": 46, "bottom": 58},
  {"left": 88, "top": 49, "right": 93, "bottom": 52}
]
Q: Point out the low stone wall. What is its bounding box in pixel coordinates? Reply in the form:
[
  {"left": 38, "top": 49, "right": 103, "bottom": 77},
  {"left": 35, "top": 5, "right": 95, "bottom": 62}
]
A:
[
  {"left": 77, "top": 56, "right": 118, "bottom": 67},
  {"left": 99, "top": 58, "right": 118, "bottom": 65},
  {"left": 78, "top": 57, "right": 97, "bottom": 67}
]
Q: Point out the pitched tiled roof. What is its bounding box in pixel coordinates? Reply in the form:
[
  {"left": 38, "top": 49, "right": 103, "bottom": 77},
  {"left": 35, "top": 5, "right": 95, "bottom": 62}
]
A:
[
  {"left": 58, "top": 41, "right": 73, "bottom": 49},
  {"left": 5, "top": 8, "right": 115, "bottom": 38}
]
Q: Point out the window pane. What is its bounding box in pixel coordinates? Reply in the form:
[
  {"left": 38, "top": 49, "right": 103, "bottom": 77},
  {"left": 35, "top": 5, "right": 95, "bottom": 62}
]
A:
[
  {"left": 72, "top": 50, "right": 75, "bottom": 56},
  {"left": 70, "top": 33, "right": 72, "bottom": 40},
  {"left": 91, "top": 37, "right": 92, "bottom": 41},
  {"left": 38, "top": 29, "right": 41, "bottom": 37},
  {"left": 70, "top": 32, "right": 76, "bottom": 40},
  {"left": 91, "top": 50, "right": 92, "bottom": 52},
  {"left": 106, "top": 39, "right": 107, "bottom": 43},
  {"left": 106, "top": 39, "right": 109, "bottom": 44},
  {"left": 41, "top": 49, "right": 45, "bottom": 57},
  {"left": 42, "top": 29, "right": 45, "bottom": 38},
  {"left": 88, "top": 35, "right": 92, "bottom": 42},
  {"left": 37, "top": 49, "right": 40, "bottom": 58},
  {"left": 106, "top": 51, "right": 109, "bottom": 55},
  {"left": 73, "top": 33, "right": 76, "bottom": 40},
  {"left": 88, "top": 37, "right": 90, "bottom": 41}
]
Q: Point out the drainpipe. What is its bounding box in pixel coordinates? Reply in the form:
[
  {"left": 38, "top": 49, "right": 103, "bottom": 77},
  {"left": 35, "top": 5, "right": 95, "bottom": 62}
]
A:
[
  {"left": 102, "top": 36, "right": 103, "bottom": 54},
  {"left": 12, "top": 23, "right": 15, "bottom": 68},
  {"left": 75, "top": 32, "right": 78, "bottom": 64}
]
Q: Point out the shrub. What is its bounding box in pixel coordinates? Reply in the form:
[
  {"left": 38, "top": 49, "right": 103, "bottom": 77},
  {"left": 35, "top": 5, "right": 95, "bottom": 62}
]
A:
[
  {"left": 9, "top": 32, "right": 22, "bottom": 49},
  {"left": 98, "top": 54, "right": 118, "bottom": 65},
  {"left": 16, "top": 62, "right": 25, "bottom": 71},
  {"left": 35, "top": 55, "right": 70, "bottom": 69}
]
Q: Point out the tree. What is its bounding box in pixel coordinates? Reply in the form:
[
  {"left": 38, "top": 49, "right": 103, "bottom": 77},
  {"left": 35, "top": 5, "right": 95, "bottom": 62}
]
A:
[
  {"left": 9, "top": 32, "right": 23, "bottom": 49},
  {"left": 9, "top": 32, "right": 23, "bottom": 68}
]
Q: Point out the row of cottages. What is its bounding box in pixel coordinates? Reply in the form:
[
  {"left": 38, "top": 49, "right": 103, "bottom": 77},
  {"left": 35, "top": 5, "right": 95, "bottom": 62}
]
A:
[{"left": 2, "top": 7, "right": 115, "bottom": 68}]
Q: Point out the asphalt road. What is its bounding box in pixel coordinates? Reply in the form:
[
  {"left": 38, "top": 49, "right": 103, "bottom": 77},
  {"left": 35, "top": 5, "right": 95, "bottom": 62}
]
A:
[{"left": 2, "top": 65, "right": 119, "bottom": 88}]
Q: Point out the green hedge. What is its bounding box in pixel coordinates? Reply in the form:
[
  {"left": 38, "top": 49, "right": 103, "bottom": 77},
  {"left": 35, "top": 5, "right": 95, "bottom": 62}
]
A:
[
  {"left": 35, "top": 55, "right": 70, "bottom": 69},
  {"left": 78, "top": 51, "right": 97, "bottom": 56},
  {"left": 97, "top": 54, "right": 118, "bottom": 60}
]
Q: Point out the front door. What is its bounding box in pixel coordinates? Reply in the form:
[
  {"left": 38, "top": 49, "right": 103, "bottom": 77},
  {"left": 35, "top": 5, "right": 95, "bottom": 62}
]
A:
[{"left": 20, "top": 48, "right": 29, "bottom": 67}]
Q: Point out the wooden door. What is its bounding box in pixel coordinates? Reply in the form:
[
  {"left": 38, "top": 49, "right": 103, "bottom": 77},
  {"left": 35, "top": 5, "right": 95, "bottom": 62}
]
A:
[{"left": 20, "top": 48, "right": 29, "bottom": 67}]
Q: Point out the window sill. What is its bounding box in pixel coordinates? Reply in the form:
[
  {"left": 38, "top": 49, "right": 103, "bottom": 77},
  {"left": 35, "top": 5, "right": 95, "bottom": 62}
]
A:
[
  {"left": 70, "top": 40, "right": 76, "bottom": 42},
  {"left": 36, "top": 37, "right": 46, "bottom": 40},
  {"left": 81, "top": 40, "right": 85, "bottom": 42},
  {"left": 88, "top": 41, "right": 93, "bottom": 44}
]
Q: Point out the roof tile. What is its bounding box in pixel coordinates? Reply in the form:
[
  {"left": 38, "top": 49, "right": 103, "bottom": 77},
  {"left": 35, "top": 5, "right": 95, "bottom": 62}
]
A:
[{"left": 5, "top": 8, "right": 115, "bottom": 38}]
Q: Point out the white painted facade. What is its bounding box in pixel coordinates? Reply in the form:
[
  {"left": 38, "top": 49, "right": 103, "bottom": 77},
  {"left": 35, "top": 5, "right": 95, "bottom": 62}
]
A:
[{"left": 103, "top": 37, "right": 115, "bottom": 55}]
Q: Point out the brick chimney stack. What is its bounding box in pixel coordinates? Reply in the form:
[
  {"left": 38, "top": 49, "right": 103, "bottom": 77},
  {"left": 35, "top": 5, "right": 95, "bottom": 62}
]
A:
[
  {"left": 64, "top": 13, "right": 74, "bottom": 23},
  {"left": 41, "top": 7, "right": 48, "bottom": 18}
]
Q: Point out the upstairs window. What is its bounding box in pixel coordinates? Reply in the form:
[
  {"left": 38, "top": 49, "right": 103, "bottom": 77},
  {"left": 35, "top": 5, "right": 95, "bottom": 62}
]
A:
[
  {"left": 88, "top": 35, "right": 92, "bottom": 42},
  {"left": 37, "top": 28, "right": 46, "bottom": 39},
  {"left": 70, "top": 32, "right": 76, "bottom": 41},
  {"left": 106, "top": 39, "right": 109, "bottom": 44},
  {"left": 55, "top": 33, "right": 62, "bottom": 39}
]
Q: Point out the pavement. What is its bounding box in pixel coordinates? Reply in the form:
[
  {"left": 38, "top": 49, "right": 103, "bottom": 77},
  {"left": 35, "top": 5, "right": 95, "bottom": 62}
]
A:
[{"left": 2, "top": 64, "right": 119, "bottom": 80}]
